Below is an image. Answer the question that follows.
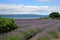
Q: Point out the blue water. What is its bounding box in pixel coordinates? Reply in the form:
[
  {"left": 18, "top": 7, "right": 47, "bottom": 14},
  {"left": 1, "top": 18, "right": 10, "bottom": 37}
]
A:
[{"left": 0, "top": 14, "right": 48, "bottom": 19}]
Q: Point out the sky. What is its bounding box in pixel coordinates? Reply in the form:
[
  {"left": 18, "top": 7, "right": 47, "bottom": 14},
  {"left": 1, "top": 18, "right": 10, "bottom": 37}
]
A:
[{"left": 0, "top": 0, "right": 60, "bottom": 15}]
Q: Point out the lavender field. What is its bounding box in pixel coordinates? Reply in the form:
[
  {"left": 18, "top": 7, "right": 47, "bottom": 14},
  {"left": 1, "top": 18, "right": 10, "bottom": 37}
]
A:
[{"left": 0, "top": 19, "right": 60, "bottom": 40}]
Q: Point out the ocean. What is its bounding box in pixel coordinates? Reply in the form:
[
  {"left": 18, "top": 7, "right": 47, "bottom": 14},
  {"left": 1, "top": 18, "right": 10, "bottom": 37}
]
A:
[{"left": 0, "top": 14, "right": 48, "bottom": 19}]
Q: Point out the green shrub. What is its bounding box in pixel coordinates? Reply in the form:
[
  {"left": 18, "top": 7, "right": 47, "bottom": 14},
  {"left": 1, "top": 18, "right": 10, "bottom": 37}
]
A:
[
  {"left": 0, "top": 18, "right": 17, "bottom": 33},
  {"left": 37, "top": 36, "right": 51, "bottom": 40},
  {"left": 48, "top": 31, "right": 58, "bottom": 38},
  {"left": 4, "top": 36, "right": 20, "bottom": 40}
]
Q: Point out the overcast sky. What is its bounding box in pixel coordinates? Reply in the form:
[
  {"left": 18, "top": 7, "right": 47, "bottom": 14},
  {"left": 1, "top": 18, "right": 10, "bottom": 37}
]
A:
[{"left": 0, "top": 0, "right": 60, "bottom": 15}]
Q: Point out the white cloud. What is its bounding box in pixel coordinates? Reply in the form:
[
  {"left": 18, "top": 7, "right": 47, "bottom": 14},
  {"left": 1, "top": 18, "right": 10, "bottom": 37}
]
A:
[
  {"left": 0, "top": 4, "right": 60, "bottom": 15},
  {"left": 36, "top": 0, "right": 58, "bottom": 2}
]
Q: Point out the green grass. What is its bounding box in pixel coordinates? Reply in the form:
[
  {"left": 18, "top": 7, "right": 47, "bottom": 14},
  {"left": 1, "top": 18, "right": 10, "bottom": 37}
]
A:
[
  {"left": 20, "top": 31, "right": 29, "bottom": 38},
  {"left": 36, "top": 28, "right": 42, "bottom": 32},
  {"left": 57, "top": 28, "right": 60, "bottom": 32},
  {"left": 28, "top": 29, "right": 35, "bottom": 36},
  {"left": 37, "top": 36, "right": 51, "bottom": 40},
  {"left": 4, "top": 36, "right": 20, "bottom": 40},
  {"left": 48, "top": 31, "right": 58, "bottom": 38}
]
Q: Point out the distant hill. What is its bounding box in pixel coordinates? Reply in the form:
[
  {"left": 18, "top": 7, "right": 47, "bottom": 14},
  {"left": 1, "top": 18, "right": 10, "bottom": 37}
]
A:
[{"left": 0, "top": 14, "right": 48, "bottom": 19}]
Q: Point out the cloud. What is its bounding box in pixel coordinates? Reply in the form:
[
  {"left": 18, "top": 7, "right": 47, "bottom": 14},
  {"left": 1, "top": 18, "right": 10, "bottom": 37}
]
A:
[
  {"left": 36, "top": 0, "right": 58, "bottom": 2},
  {"left": 0, "top": 4, "right": 60, "bottom": 15}
]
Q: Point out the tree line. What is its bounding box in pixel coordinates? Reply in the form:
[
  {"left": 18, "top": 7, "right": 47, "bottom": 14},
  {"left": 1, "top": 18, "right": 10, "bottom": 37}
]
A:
[{"left": 49, "top": 12, "right": 60, "bottom": 19}]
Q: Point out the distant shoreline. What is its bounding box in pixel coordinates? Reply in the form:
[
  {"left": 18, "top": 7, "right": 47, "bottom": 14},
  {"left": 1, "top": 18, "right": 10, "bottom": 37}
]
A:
[{"left": 0, "top": 14, "right": 48, "bottom": 19}]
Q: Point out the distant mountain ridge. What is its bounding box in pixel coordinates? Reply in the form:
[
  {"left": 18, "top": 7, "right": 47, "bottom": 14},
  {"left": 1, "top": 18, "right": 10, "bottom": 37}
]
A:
[{"left": 0, "top": 14, "right": 48, "bottom": 19}]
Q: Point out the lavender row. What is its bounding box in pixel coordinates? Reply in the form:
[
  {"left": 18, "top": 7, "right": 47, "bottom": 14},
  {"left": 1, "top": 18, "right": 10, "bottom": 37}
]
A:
[
  {"left": 29, "top": 21, "right": 60, "bottom": 40},
  {"left": 0, "top": 20, "right": 59, "bottom": 40},
  {"left": 1, "top": 20, "right": 58, "bottom": 40},
  {"left": 15, "top": 19, "right": 58, "bottom": 27}
]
